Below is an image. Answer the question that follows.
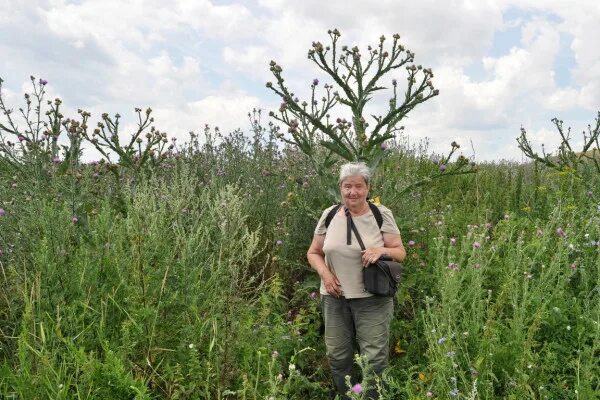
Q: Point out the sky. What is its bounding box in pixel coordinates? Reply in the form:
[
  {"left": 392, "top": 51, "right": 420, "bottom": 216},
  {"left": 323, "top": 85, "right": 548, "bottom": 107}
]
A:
[{"left": 1, "top": 0, "right": 599, "bottom": 162}]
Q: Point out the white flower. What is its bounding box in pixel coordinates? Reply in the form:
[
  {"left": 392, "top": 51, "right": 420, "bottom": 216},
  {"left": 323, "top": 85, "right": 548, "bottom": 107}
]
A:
[
  {"left": 566, "top": 325, "right": 571, "bottom": 331},
  {"left": 188, "top": 343, "right": 194, "bottom": 349},
  {"left": 289, "top": 364, "right": 296, "bottom": 371}
]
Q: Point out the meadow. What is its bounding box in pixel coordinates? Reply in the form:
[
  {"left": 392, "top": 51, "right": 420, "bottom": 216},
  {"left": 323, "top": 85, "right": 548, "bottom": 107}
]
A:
[{"left": 0, "top": 110, "right": 599, "bottom": 400}]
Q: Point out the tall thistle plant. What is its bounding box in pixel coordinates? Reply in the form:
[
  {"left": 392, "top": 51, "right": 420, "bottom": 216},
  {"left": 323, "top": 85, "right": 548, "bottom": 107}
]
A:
[
  {"left": 266, "top": 29, "right": 474, "bottom": 182},
  {"left": 518, "top": 112, "right": 600, "bottom": 199}
]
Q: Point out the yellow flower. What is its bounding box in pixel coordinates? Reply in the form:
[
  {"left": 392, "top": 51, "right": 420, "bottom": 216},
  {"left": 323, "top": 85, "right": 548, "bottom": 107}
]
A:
[
  {"left": 418, "top": 372, "right": 426, "bottom": 382},
  {"left": 394, "top": 340, "right": 406, "bottom": 355},
  {"left": 370, "top": 196, "right": 381, "bottom": 205}
]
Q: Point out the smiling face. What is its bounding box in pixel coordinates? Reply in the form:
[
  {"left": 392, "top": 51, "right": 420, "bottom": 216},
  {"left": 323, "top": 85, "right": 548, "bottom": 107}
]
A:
[{"left": 340, "top": 175, "right": 369, "bottom": 208}]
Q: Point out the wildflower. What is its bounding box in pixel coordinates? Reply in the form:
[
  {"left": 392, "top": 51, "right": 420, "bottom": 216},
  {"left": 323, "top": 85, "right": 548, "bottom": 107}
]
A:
[
  {"left": 556, "top": 227, "right": 567, "bottom": 238},
  {"left": 437, "top": 337, "right": 446, "bottom": 344},
  {"left": 504, "top": 214, "right": 510, "bottom": 219},
  {"left": 450, "top": 376, "right": 457, "bottom": 383},
  {"left": 277, "top": 373, "right": 283, "bottom": 381},
  {"left": 39, "top": 79, "right": 48, "bottom": 85},
  {"left": 188, "top": 343, "right": 194, "bottom": 349},
  {"left": 392, "top": 78, "right": 397, "bottom": 86},
  {"left": 309, "top": 292, "right": 317, "bottom": 299},
  {"left": 473, "top": 263, "right": 481, "bottom": 269},
  {"left": 288, "top": 364, "right": 296, "bottom": 371},
  {"left": 436, "top": 220, "right": 443, "bottom": 226},
  {"left": 52, "top": 157, "right": 61, "bottom": 164},
  {"left": 312, "top": 78, "right": 319, "bottom": 86},
  {"left": 0, "top": 208, "right": 5, "bottom": 217},
  {"left": 439, "top": 164, "right": 447, "bottom": 172},
  {"left": 473, "top": 241, "right": 481, "bottom": 248},
  {"left": 524, "top": 272, "right": 533, "bottom": 279},
  {"left": 566, "top": 325, "right": 571, "bottom": 331},
  {"left": 447, "top": 262, "right": 459, "bottom": 271},
  {"left": 272, "top": 350, "right": 279, "bottom": 358},
  {"left": 449, "top": 388, "right": 459, "bottom": 397},
  {"left": 447, "top": 351, "right": 456, "bottom": 357},
  {"left": 449, "top": 238, "right": 456, "bottom": 245},
  {"left": 72, "top": 216, "right": 78, "bottom": 224},
  {"left": 485, "top": 223, "right": 492, "bottom": 229},
  {"left": 408, "top": 240, "right": 416, "bottom": 247},
  {"left": 426, "top": 392, "right": 433, "bottom": 398},
  {"left": 381, "top": 141, "right": 388, "bottom": 150},
  {"left": 536, "top": 229, "right": 544, "bottom": 236},
  {"left": 352, "top": 383, "right": 362, "bottom": 394},
  {"left": 276, "top": 240, "right": 283, "bottom": 246}
]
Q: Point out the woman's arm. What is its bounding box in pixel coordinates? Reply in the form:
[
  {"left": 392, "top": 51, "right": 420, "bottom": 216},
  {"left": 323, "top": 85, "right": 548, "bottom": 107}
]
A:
[
  {"left": 361, "top": 232, "right": 406, "bottom": 266},
  {"left": 307, "top": 235, "right": 342, "bottom": 297}
]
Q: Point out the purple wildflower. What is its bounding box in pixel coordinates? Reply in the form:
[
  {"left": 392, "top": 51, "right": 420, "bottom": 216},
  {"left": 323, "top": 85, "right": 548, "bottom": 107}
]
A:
[
  {"left": 352, "top": 383, "right": 362, "bottom": 394},
  {"left": 0, "top": 208, "right": 5, "bottom": 217},
  {"left": 276, "top": 240, "right": 283, "bottom": 246},
  {"left": 39, "top": 79, "right": 48, "bottom": 85},
  {"left": 473, "top": 241, "right": 481, "bottom": 249},
  {"left": 437, "top": 337, "right": 446, "bottom": 344},
  {"left": 309, "top": 291, "right": 317, "bottom": 299},
  {"left": 392, "top": 78, "right": 397, "bottom": 86},
  {"left": 408, "top": 240, "right": 416, "bottom": 247},
  {"left": 380, "top": 141, "right": 388, "bottom": 150},
  {"left": 312, "top": 78, "right": 319, "bottom": 86},
  {"left": 449, "top": 238, "right": 456, "bottom": 246},
  {"left": 485, "top": 222, "right": 492, "bottom": 229},
  {"left": 426, "top": 392, "right": 433, "bottom": 398},
  {"left": 72, "top": 216, "right": 78, "bottom": 224},
  {"left": 52, "top": 157, "right": 61, "bottom": 164},
  {"left": 448, "top": 262, "right": 459, "bottom": 271},
  {"left": 439, "top": 164, "right": 447, "bottom": 172},
  {"left": 556, "top": 227, "right": 567, "bottom": 238},
  {"left": 570, "top": 263, "right": 577, "bottom": 270}
]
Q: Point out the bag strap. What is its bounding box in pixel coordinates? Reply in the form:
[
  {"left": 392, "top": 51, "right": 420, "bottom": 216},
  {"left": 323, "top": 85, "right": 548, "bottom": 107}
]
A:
[{"left": 344, "top": 207, "right": 367, "bottom": 250}]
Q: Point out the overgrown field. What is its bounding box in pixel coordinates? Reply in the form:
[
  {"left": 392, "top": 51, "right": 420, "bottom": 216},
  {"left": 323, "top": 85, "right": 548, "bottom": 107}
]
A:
[{"left": 0, "top": 126, "right": 598, "bottom": 400}]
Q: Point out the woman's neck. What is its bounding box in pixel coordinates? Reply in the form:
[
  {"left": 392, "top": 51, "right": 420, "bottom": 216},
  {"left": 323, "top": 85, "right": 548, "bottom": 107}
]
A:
[{"left": 345, "top": 201, "right": 370, "bottom": 216}]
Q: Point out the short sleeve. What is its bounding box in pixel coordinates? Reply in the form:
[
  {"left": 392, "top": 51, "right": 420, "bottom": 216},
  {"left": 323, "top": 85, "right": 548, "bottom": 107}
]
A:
[
  {"left": 379, "top": 205, "right": 400, "bottom": 234},
  {"left": 314, "top": 205, "right": 337, "bottom": 235}
]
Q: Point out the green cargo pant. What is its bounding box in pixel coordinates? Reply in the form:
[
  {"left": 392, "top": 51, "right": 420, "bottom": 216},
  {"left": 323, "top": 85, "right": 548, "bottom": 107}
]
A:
[{"left": 321, "top": 295, "right": 394, "bottom": 399}]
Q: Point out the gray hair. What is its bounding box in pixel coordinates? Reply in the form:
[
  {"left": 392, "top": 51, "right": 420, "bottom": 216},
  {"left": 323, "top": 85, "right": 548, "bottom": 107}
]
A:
[{"left": 338, "top": 162, "right": 371, "bottom": 186}]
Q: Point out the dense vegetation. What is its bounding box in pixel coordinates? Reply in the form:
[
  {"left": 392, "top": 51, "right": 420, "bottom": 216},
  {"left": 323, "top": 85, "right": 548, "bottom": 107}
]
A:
[{"left": 0, "top": 117, "right": 598, "bottom": 399}]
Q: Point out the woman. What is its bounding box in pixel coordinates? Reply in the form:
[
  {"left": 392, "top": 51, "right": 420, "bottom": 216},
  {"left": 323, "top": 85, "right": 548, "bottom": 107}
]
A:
[{"left": 307, "top": 162, "right": 406, "bottom": 399}]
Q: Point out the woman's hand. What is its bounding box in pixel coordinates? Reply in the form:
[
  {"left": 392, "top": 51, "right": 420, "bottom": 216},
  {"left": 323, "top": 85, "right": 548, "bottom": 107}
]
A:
[
  {"left": 361, "top": 247, "right": 387, "bottom": 267},
  {"left": 322, "top": 270, "right": 343, "bottom": 297}
]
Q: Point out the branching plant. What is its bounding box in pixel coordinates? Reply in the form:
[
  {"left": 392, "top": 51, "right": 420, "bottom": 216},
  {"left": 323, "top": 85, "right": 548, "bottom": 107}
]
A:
[
  {"left": 518, "top": 112, "right": 600, "bottom": 175},
  {"left": 265, "top": 29, "right": 476, "bottom": 200}
]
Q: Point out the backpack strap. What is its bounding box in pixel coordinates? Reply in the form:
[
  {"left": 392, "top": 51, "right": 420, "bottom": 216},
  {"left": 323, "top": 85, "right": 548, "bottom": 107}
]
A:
[
  {"left": 368, "top": 201, "right": 383, "bottom": 229},
  {"left": 324, "top": 204, "right": 342, "bottom": 229},
  {"left": 323, "top": 201, "right": 383, "bottom": 229}
]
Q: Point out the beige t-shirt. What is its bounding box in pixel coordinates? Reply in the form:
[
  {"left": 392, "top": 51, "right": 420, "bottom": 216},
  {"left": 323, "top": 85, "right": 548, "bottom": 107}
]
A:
[{"left": 314, "top": 204, "right": 400, "bottom": 298}]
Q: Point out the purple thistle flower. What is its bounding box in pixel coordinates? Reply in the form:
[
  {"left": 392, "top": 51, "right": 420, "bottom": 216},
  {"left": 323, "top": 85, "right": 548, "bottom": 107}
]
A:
[
  {"left": 473, "top": 241, "right": 481, "bottom": 248},
  {"left": 556, "top": 227, "right": 567, "bottom": 238},
  {"left": 276, "top": 240, "right": 283, "bottom": 246},
  {"left": 309, "top": 291, "right": 317, "bottom": 299},
  {"left": 439, "top": 164, "right": 447, "bottom": 172},
  {"left": 352, "top": 383, "right": 362, "bottom": 394},
  {"left": 448, "top": 262, "right": 459, "bottom": 271},
  {"left": 52, "top": 157, "right": 61, "bottom": 164},
  {"left": 380, "top": 141, "right": 388, "bottom": 150},
  {"left": 392, "top": 78, "right": 397, "bottom": 86},
  {"left": 0, "top": 208, "right": 5, "bottom": 217},
  {"left": 408, "top": 240, "right": 416, "bottom": 247},
  {"left": 72, "top": 216, "right": 78, "bottom": 224},
  {"left": 570, "top": 263, "right": 577, "bottom": 270},
  {"left": 312, "top": 78, "right": 319, "bottom": 86},
  {"left": 39, "top": 79, "right": 48, "bottom": 85},
  {"left": 485, "top": 222, "right": 492, "bottom": 229},
  {"left": 449, "top": 238, "right": 456, "bottom": 246}
]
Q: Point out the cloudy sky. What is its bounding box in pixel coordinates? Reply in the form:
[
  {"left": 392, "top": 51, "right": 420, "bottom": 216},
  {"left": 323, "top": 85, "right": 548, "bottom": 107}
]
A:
[{"left": 1, "top": 0, "right": 599, "bottom": 161}]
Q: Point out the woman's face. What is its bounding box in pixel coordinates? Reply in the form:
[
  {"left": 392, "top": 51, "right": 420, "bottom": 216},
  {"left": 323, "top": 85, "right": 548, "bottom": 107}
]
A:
[{"left": 340, "top": 175, "right": 369, "bottom": 207}]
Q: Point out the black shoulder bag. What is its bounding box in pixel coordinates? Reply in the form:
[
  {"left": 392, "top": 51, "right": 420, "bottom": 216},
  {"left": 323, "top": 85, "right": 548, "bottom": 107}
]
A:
[{"left": 344, "top": 207, "right": 402, "bottom": 297}]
